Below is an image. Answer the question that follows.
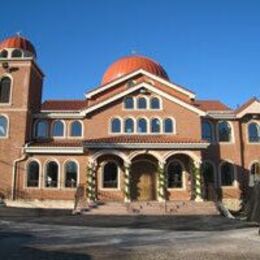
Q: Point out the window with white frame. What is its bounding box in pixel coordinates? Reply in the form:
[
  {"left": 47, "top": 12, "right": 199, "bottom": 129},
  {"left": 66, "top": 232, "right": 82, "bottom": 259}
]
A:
[
  {"left": 124, "top": 97, "right": 134, "bottom": 109},
  {"left": 52, "top": 120, "right": 64, "bottom": 137},
  {"left": 64, "top": 161, "right": 78, "bottom": 188},
  {"left": 35, "top": 120, "right": 48, "bottom": 138},
  {"left": 150, "top": 97, "right": 160, "bottom": 109},
  {"left": 70, "top": 121, "right": 82, "bottom": 137},
  {"left": 0, "top": 116, "right": 8, "bottom": 137},
  {"left": 249, "top": 162, "right": 260, "bottom": 186},
  {"left": 220, "top": 162, "right": 235, "bottom": 186},
  {"left": 27, "top": 161, "right": 40, "bottom": 187},
  {"left": 137, "top": 118, "right": 147, "bottom": 133},
  {"left": 0, "top": 77, "right": 11, "bottom": 103},
  {"left": 45, "top": 161, "right": 59, "bottom": 188},
  {"left": 111, "top": 118, "right": 121, "bottom": 133},
  {"left": 124, "top": 118, "right": 134, "bottom": 133},
  {"left": 164, "top": 118, "right": 174, "bottom": 133},
  {"left": 103, "top": 162, "right": 118, "bottom": 188},
  {"left": 151, "top": 118, "right": 161, "bottom": 133},
  {"left": 167, "top": 161, "right": 183, "bottom": 188},
  {"left": 218, "top": 121, "right": 232, "bottom": 142},
  {"left": 248, "top": 122, "right": 260, "bottom": 143},
  {"left": 0, "top": 49, "right": 8, "bottom": 58},
  {"left": 12, "top": 49, "right": 22, "bottom": 58},
  {"left": 137, "top": 97, "right": 147, "bottom": 109}
]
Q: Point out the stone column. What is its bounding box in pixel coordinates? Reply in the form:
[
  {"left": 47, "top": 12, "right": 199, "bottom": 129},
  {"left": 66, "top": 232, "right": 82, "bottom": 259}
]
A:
[
  {"left": 158, "top": 160, "right": 166, "bottom": 202},
  {"left": 87, "top": 161, "right": 97, "bottom": 202},
  {"left": 124, "top": 162, "right": 131, "bottom": 203},
  {"left": 194, "top": 160, "right": 203, "bottom": 202}
]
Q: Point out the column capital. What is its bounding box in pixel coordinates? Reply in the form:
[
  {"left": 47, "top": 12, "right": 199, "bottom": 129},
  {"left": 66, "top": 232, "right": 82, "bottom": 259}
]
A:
[
  {"left": 124, "top": 161, "right": 132, "bottom": 169},
  {"left": 158, "top": 160, "right": 166, "bottom": 169}
]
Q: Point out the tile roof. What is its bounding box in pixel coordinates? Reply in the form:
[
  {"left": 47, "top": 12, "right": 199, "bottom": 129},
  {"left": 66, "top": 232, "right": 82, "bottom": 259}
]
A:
[
  {"left": 41, "top": 100, "right": 87, "bottom": 111},
  {"left": 192, "top": 100, "right": 231, "bottom": 111},
  {"left": 85, "top": 135, "right": 206, "bottom": 144}
]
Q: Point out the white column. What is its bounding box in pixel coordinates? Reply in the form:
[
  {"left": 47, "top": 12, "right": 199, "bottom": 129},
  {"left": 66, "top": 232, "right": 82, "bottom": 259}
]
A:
[
  {"left": 158, "top": 160, "right": 166, "bottom": 202},
  {"left": 194, "top": 160, "right": 203, "bottom": 202},
  {"left": 124, "top": 162, "right": 131, "bottom": 203},
  {"left": 87, "top": 160, "right": 97, "bottom": 202}
]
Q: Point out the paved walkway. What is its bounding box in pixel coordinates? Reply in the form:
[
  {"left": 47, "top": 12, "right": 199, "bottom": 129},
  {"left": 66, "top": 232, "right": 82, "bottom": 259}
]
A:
[{"left": 0, "top": 212, "right": 259, "bottom": 259}]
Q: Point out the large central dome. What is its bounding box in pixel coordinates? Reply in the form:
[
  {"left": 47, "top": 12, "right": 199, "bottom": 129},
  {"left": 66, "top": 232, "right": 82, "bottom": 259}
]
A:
[{"left": 101, "top": 55, "right": 169, "bottom": 85}]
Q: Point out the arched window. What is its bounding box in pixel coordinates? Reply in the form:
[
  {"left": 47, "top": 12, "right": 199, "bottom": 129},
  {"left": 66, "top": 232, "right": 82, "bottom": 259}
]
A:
[
  {"left": 27, "top": 161, "right": 40, "bottom": 187},
  {"left": 220, "top": 162, "right": 235, "bottom": 186},
  {"left": 111, "top": 118, "right": 121, "bottom": 133},
  {"left": 70, "top": 121, "right": 82, "bottom": 137},
  {"left": 64, "top": 161, "right": 78, "bottom": 188},
  {"left": 151, "top": 118, "right": 161, "bottom": 133},
  {"left": 0, "top": 77, "right": 11, "bottom": 103},
  {"left": 167, "top": 161, "right": 183, "bottom": 188},
  {"left": 35, "top": 120, "right": 48, "bottom": 138},
  {"left": 103, "top": 162, "right": 118, "bottom": 188},
  {"left": 0, "top": 116, "right": 8, "bottom": 137},
  {"left": 137, "top": 118, "right": 147, "bottom": 133},
  {"left": 45, "top": 161, "right": 59, "bottom": 188},
  {"left": 137, "top": 97, "right": 147, "bottom": 109},
  {"left": 150, "top": 97, "right": 160, "bottom": 109},
  {"left": 124, "top": 118, "right": 134, "bottom": 133},
  {"left": 124, "top": 97, "right": 134, "bottom": 109},
  {"left": 249, "top": 162, "right": 260, "bottom": 187},
  {"left": 164, "top": 118, "right": 173, "bottom": 133},
  {"left": 52, "top": 120, "right": 64, "bottom": 137},
  {"left": 0, "top": 50, "right": 8, "bottom": 58},
  {"left": 218, "top": 121, "right": 232, "bottom": 142},
  {"left": 11, "top": 49, "right": 22, "bottom": 58},
  {"left": 202, "top": 121, "right": 213, "bottom": 142},
  {"left": 248, "top": 122, "right": 260, "bottom": 143}
]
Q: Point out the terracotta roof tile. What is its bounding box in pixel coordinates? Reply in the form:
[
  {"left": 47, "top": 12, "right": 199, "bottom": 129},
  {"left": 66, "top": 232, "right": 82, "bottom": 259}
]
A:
[
  {"left": 41, "top": 100, "right": 87, "bottom": 111},
  {"left": 85, "top": 135, "right": 206, "bottom": 144},
  {"left": 192, "top": 100, "right": 231, "bottom": 111}
]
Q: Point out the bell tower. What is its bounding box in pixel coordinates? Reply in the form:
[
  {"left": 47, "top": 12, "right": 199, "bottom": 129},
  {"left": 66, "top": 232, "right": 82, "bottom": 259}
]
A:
[{"left": 0, "top": 35, "right": 44, "bottom": 198}]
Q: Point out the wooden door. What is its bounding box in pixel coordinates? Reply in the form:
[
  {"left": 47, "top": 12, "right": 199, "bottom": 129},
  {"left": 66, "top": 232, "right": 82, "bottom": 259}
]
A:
[{"left": 131, "top": 161, "right": 156, "bottom": 201}]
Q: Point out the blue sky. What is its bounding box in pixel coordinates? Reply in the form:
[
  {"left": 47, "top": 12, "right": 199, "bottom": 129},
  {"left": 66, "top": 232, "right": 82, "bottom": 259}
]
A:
[{"left": 1, "top": 0, "right": 260, "bottom": 108}]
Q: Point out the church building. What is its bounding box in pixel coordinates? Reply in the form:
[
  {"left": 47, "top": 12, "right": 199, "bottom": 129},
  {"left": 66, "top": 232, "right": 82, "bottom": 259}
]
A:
[{"left": 0, "top": 35, "right": 259, "bottom": 209}]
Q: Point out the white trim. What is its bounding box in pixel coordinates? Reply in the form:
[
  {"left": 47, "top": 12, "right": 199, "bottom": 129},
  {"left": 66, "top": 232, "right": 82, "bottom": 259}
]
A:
[
  {"left": 25, "top": 159, "right": 41, "bottom": 189},
  {"left": 109, "top": 116, "right": 123, "bottom": 134},
  {"left": 150, "top": 117, "right": 162, "bottom": 134},
  {"left": 129, "top": 150, "right": 164, "bottom": 162},
  {"left": 136, "top": 95, "right": 149, "bottom": 110},
  {"left": 236, "top": 100, "right": 260, "bottom": 118},
  {"left": 166, "top": 159, "right": 186, "bottom": 191},
  {"left": 63, "top": 159, "right": 80, "bottom": 189},
  {"left": 124, "top": 116, "right": 136, "bottom": 134},
  {"left": 163, "top": 150, "right": 201, "bottom": 164},
  {"left": 34, "top": 112, "right": 84, "bottom": 119},
  {"left": 85, "top": 69, "right": 196, "bottom": 99},
  {"left": 33, "top": 119, "right": 49, "bottom": 139},
  {"left": 25, "top": 146, "right": 84, "bottom": 154},
  {"left": 85, "top": 142, "right": 209, "bottom": 149},
  {"left": 82, "top": 82, "right": 205, "bottom": 116},
  {"left": 218, "top": 160, "right": 238, "bottom": 188},
  {"left": 99, "top": 160, "right": 121, "bottom": 191},
  {"left": 136, "top": 116, "right": 149, "bottom": 134},
  {"left": 43, "top": 159, "right": 61, "bottom": 189},
  {"left": 0, "top": 113, "right": 9, "bottom": 139},
  {"left": 51, "top": 119, "right": 66, "bottom": 139},
  {"left": 89, "top": 149, "right": 130, "bottom": 164}
]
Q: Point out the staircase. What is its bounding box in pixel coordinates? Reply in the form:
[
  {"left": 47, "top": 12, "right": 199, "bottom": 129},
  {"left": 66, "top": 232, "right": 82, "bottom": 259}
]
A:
[{"left": 83, "top": 201, "right": 220, "bottom": 215}]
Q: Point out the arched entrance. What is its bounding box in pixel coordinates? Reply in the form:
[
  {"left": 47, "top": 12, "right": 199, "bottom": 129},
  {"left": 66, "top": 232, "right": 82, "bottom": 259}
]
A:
[{"left": 130, "top": 160, "right": 157, "bottom": 201}]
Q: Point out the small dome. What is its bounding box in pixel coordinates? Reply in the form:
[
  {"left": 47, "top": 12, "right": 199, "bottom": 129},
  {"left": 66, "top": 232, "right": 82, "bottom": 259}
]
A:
[
  {"left": 101, "top": 55, "right": 169, "bottom": 85},
  {"left": 0, "top": 35, "right": 36, "bottom": 57}
]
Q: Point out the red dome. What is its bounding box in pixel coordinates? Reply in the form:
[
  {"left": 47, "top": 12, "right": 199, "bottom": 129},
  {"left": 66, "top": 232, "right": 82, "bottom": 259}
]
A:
[
  {"left": 101, "top": 55, "right": 169, "bottom": 85},
  {"left": 0, "top": 35, "right": 36, "bottom": 56}
]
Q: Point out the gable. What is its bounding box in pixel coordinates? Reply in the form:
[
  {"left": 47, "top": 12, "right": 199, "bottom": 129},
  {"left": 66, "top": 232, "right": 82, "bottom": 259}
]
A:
[
  {"left": 236, "top": 100, "right": 260, "bottom": 118},
  {"left": 82, "top": 82, "right": 206, "bottom": 116}
]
